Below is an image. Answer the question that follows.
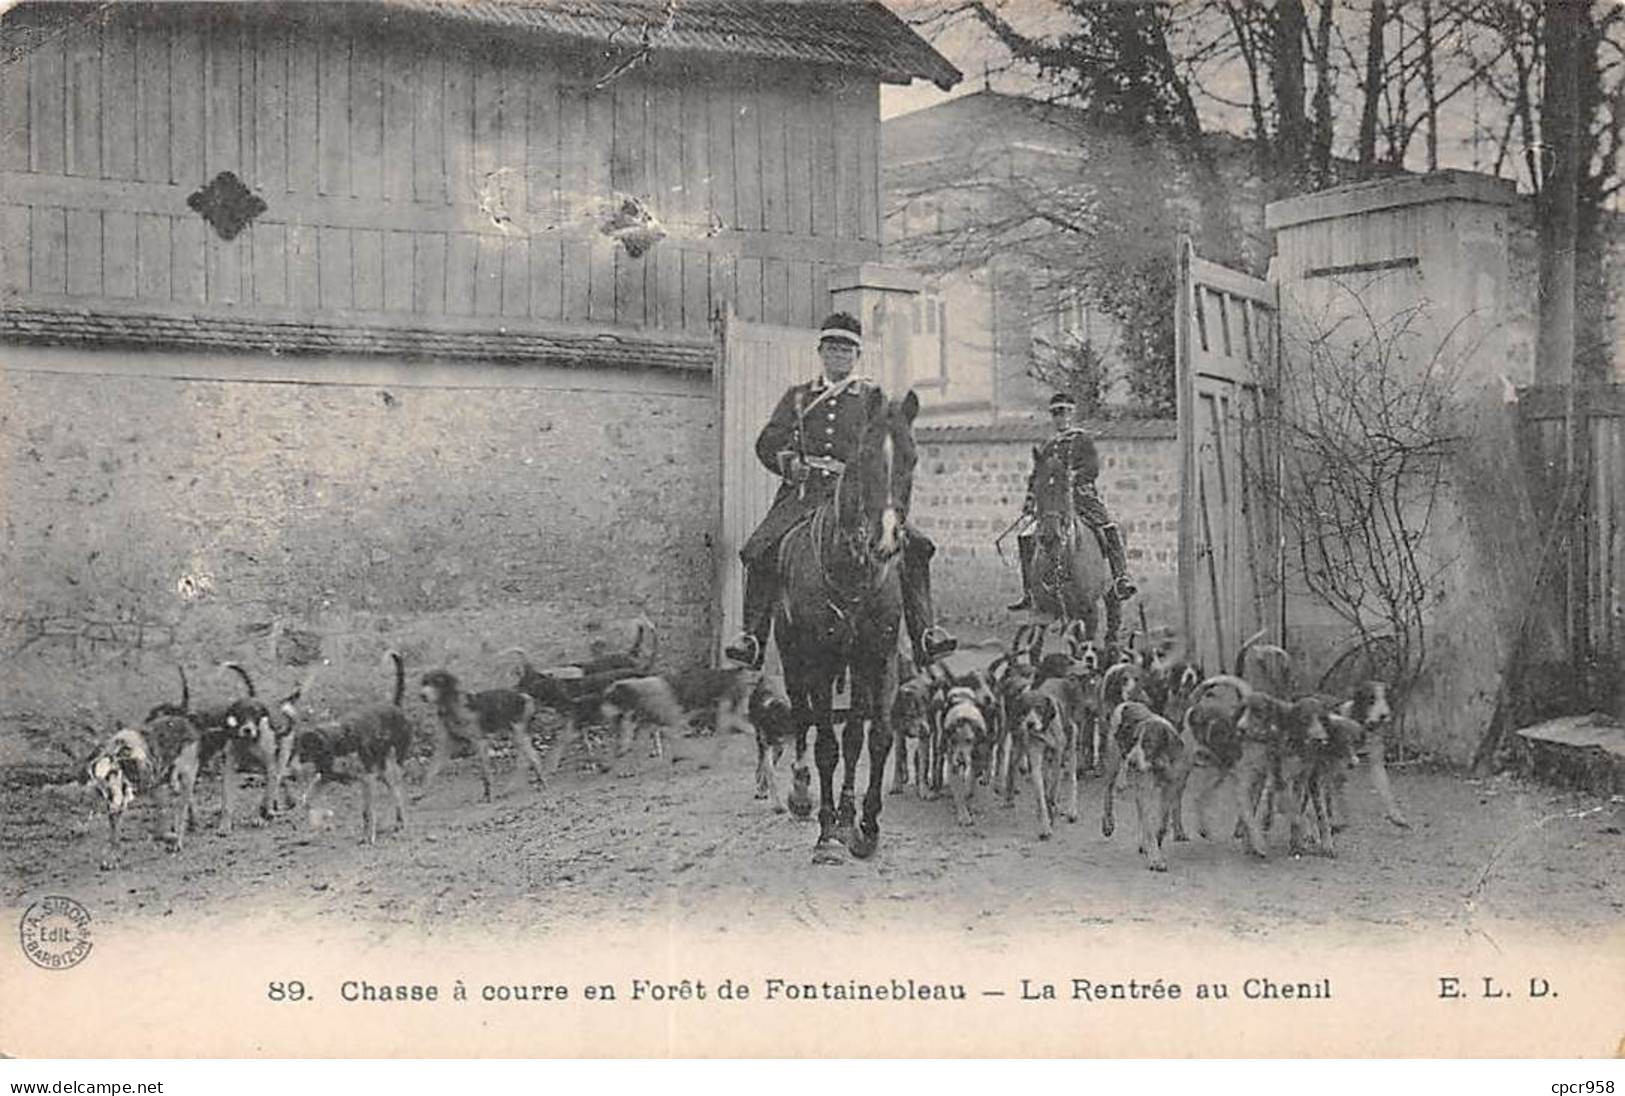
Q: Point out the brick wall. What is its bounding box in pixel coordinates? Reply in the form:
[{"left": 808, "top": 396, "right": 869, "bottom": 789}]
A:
[
  {"left": 0, "top": 347, "right": 717, "bottom": 752},
  {"left": 911, "top": 419, "right": 1181, "bottom": 643}
]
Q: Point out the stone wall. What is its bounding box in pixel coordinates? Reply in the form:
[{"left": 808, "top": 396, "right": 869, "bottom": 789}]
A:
[
  {"left": 0, "top": 346, "right": 717, "bottom": 750},
  {"left": 911, "top": 419, "right": 1181, "bottom": 643}
]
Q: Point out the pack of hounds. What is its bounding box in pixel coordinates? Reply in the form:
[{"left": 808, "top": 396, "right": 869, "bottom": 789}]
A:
[
  {"left": 884, "top": 621, "right": 1412, "bottom": 871},
  {"left": 75, "top": 617, "right": 786, "bottom": 869},
  {"left": 76, "top": 613, "right": 1410, "bottom": 875}
]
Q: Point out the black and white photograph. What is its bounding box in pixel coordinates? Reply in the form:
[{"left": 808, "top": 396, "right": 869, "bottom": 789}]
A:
[{"left": 0, "top": 0, "right": 1621, "bottom": 1060}]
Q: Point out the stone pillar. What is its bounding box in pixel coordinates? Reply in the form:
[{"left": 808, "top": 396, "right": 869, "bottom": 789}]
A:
[
  {"left": 1266, "top": 170, "right": 1557, "bottom": 764},
  {"left": 830, "top": 263, "right": 921, "bottom": 395}
]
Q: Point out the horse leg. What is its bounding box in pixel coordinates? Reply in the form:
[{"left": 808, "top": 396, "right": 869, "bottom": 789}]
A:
[
  {"left": 812, "top": 682, "right": 844, "bottom": 861},
  {"left": 836, "top": 694, "right": 863, "bottom": 846},
  {"left": 851, "top": 660, "right": 896, "bottom": 860}
]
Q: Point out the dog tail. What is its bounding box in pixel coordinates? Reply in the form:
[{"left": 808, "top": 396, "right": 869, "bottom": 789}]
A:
[
  {"left": 1192, "top": 673, "right": 1255, "bottom": 703},
  {"left": 220, "top": 661, "right": 256, "bottom": 697},
  {"left": 177, "top": 665, "right": 190, "bottom": 712},
  {"left": 628, "top": 614, "right": 658, "bottom": 672},
  {"left": 386, "top": 650, "right": 405, "bottom": 707},
  {"left": 1234, "top": 627, "right": 1270, "bottom": 679},
  {"left": 499, "top": 646, "right": 534, "bottom": 676}
]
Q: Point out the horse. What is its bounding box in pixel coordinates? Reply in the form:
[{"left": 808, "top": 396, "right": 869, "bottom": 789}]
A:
[
  {"left": 1028, "top": 445, "right": 1120, "bottom": 652},
  {"left": 774, "top": 386, "right": 919, "bottom": 862}
]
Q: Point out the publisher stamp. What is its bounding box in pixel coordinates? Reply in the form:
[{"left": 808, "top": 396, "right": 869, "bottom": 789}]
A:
[{"left": 19, "top": 896, "right": 93, "bottom": 971}]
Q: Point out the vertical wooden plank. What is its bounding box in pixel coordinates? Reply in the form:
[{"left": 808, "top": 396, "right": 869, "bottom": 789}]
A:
[
  {"left": 445, "top": 232, "right": 476, "bottom": 315},
  {"left": 736, "top": 256, "right": 762, "bottom": 322},
  {"left": 759, "top": 82, "right": 788, "bottom": 236},
  {"left": 253, "top": 221, "right": 287, "bottom": 307},
  {"left": 318, "top": 33, "right": 350, "bottom": 195},
  {"left": 351, "top": 32, "right": 382, "bottom": 200},
  {"left": 733, "top": 78, "right": 762, "bottom": 231},
  {"left": 134, "top": 22, "right": 168, "bottom": 182},
  {"left": 706, "top": 82, "right": 736, "bottom": 231},
  {"left": 857, "top": 83, "right": 877, "bottom": 240},
  {"left": 171, "top": 214, "right": 206, "bottom": 303},
  {"left": 682, "top": 248, "right": 708, "bottom": 333},
  {"left": 318, "top": 226, "right": 352, "bottom": 310},
  {"left": 610, "top": 79, "right": 647, "bottom": 325},
  {"left": 31, "top": 206, "right": 66, "bottom": 294},
  {"left": 383, "top": 230, "right": 414, "bottom": 311},
  {"left": 413, "top": 45, "right": 446, "bottom": 205},
  {"left": 286, "top": 28, "right": 318, "bottom": 194},
  {"left": 238, "top": 21, "right": 255, "bottom": 206},
  {"left": 498, "top": 57, "right": 527, "bottom": 226},
  {"left": 206, "top": 233, "right": 241, "bottom": 305},
  {"left": 0, "top": 24, "right": 29, "bottom": 172},
  {"left": 526, "top": 65, "right": 560, "bottom": 227},
  {"left": 811, "top": 85, "right": 836, "bottom": 237},
  {"left": 677, "top": 78, "right": 708, "bottom": 232},
  {"left": 501, "top": 237, "right": 528, "bottom": 317},
  {"left": 29, "top": 25, "right": 65, "bottom": 175},
  {"left": 351, "top": 228, "right": 382, "bottom": 311},
  {"left": 653, "top": 247, "right": 681, "bottom": 330},
  {"left": 471, "top": 50, "right": 500, "bottom": 201},
  {"left": 381, "top": 44, "right": 412, "bottom": 203},
  {"left": 711, "top": 251, "right": 736, "bottom": 324},
  {"left": 585, "top": 84, "right": 615, "bottom": 322},
  {"left": 287, "top": 222, "right": 318, "bottom": 308},
  {"left": 833, "top": 82, "right": 860, "bottom": 240},
  {"left": 101, "top": 20, "right": 136, "bottom": 180},
  {"left": 649, "top": 80, "right": 683, "bottom": 327},
  {"left": 103, "top": 210, "right": 135, "bottom": 297},
  {"left": 0, "top": 205, "right": 32, "bottom": 295},
  {"left": 762, "top": 257, "right": 788, "bottom": 325},
  {"left": 785, "top": 79, "right": 813, "bottom": 238},
  {"left": 787, "top": 260, "right": 812, "bottom": 328},
  {"left": 444, "top": 45, "right": 474, "bottom": 206},
  {"left": 529, "top": 236, "right": 563, "bottom": 321},
  {"left": 413, "top": 231, "right": 446, "bottom": 314},
  {"left": 170, "top": 22, "right": 204, "bottom": 186},
  {"left": 203, "top": 14, "right": 239, "bottom": 176},
  {"left": 253, "top": 25, "right": 287, "bottom": 193},
  {"left": 557, "top": 79, "right": 590, "bottom": 321},
  {"left": 135, "top": 212, "right": 169, "bottom": 300},
  {"left": 474, "top": 233, "right": 502, "bottom": 315},
  {"left": 65, "top": 20, "right": 100, "bottom": 177}
]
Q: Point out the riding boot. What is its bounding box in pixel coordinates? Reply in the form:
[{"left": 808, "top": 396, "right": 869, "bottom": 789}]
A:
[
  {"left": 1099, "top": 523, "right": 1138, "bottom": 601},
  {"left": 724, "top": 563, "right": 777, "bottom": 669},
  {"left": 1007, "top": 532, "right": 1036, "bottom": 611},
  {"left": 902, "top": 531, "right": 957, "bottom": 664}
]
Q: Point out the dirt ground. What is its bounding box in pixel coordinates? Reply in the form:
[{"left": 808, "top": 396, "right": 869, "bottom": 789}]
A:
[{"left": 5, "top": 712, "right": 1623, "bottom": 943}]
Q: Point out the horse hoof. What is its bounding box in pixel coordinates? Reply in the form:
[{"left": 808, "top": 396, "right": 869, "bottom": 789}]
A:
[
  {"left": 812, "top": 839, "right": 847, "bottom": 866},
  {"left": 1148, "top": 860, "right": 1168, "bottom": 873},
  {"left": 849, "top": 831, "right": 879, "bottom": 860},
  {"left": 787, "top": 794, "right": 812, "bottom": 820},
  {"left": 772, "top": 803, "right": 787, "bottom": 815},
  {"left": 1102, "top": 822, "right": 1114, "bottom": 838},
  {"left": 1174, "top": 832, "right": 1190, "bottom": 843}
]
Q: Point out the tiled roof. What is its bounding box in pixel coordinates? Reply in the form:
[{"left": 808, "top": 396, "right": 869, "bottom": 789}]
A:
[
  {"left": 0, "top": 307, "right": 716, "bottom": 374},
  {"left": 380, "top": 0, "right": 961, "bottom": 89},
  {"left": 917, "top": 417, "right": 1177, "bottom": 444}
]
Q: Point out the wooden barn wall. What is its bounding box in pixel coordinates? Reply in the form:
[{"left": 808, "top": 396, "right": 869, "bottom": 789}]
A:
[{"left": 0, "top": 6, "right": 882, "bottom": 333}]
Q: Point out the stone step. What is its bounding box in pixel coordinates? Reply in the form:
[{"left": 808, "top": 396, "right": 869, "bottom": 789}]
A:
[{"left": 1511, "top": 713, "right": 1625, "bottom": 797}]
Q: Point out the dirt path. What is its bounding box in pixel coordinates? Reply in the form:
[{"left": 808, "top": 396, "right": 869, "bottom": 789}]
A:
[{"left": 5, "top": 728, "right": 1622, "bottom": 943}]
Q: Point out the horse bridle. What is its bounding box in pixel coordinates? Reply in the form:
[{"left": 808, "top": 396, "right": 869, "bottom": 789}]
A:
[{"left": 811, "top": 419, "right": 902, "bottom": 609}]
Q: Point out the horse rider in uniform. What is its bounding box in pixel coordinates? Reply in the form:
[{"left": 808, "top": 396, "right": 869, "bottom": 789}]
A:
[
  {"left": 1007, "top": 390, "right": 1138, "bottom": 611},
  {"left": 723, "top": 312, "right": 958, "bottom": 671}
]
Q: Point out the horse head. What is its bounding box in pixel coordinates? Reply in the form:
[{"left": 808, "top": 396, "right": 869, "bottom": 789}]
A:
[
  {"left": 840, "top": 387, "right": 919, "bottom": 564},
  {"left": 1031, "top": 445, "right": 1076, "bottom": 549}
]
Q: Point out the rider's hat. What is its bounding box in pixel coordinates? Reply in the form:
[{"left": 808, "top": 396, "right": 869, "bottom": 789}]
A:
[
  {"left": 818, "top": 312, "right": 863, "bottom": 350},
  {"left": 1048, "top": 391, "right": 1078, "bottom": 412}
]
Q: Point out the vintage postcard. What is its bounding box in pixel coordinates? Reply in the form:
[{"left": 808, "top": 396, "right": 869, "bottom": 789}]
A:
[{"left": 1, "top": 0, "right": 1621, "bottom": 1060}]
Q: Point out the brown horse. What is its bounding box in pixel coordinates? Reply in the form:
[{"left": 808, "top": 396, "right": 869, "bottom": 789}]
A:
[
  {"left": 1028, "top": 445, "right": 1120, "bottom": 650},
  {"left": 775, "top": 387, "right": 919, "bottom": 862}
]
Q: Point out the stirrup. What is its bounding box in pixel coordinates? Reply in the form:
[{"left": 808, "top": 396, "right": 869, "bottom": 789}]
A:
[
  {"left": 723, "top": 634, "right": 763, "bottom": 670},
  {"left": 1007, "top": 594, "right": 1033, "bottom": 612},
  {"left": 1113, "top": 577, "right": 1138, "bottom": 601},
  {"left": 919, "top": 627, "right": 958, "bottom": 663}
]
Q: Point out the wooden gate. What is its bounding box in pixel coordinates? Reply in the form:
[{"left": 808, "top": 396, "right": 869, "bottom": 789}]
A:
[
  {"left": 1175, "top": 238, "right": 1283, "bottom": 674},
  {"left": 715, "top": 308, "right": 822, "bottom": 663}
]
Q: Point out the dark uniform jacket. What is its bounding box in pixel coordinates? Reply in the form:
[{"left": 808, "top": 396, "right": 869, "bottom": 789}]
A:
[
  {"left": 1026, "top": 426, "right": 1109, "bottom": 527},
  {"left": 741, "top": 374, "right": 875, "bottom": 566}
]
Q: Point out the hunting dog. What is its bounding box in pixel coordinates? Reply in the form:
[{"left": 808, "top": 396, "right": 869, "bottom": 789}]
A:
[
  {"left": 82, "top": 713, "right": 208, "bottom": 870},
  {"left": 206, "top": 663, "right": 303, "bottom": 833},
  {"left": 1103, "top": 700, "right": 1188, "bottom": 871},
  {"left": 287, "top": 651, "right": 415, "bottom": 844},
  {"left": 597, "top": 675, "right": 681, "bottom": 776},
  {"left": 940, "top": 685, "right": 990, "bottom": 826},
  {"left": 748, "top": 672, "right": 795, "bottom": 812},
  {"left": 419, "top": 669, "right": 542, "bottom": 801},
  {"left": 1237, "top": 690, "right": 1344, "bottom": 857},
  {"left": 1325, "top": 680, "right": 1410, "bottom": 831},
  {"left": 1008, "top": 671, "right": 1086, "bottom": 839},
  {"left": 887, "top": 668, "right": 937, "bottom": 800}
]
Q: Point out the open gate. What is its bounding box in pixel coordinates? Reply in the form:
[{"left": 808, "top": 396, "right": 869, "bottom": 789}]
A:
[
  {"left": 1175, "top": 238, "right": 1284, "bottom": 674},
  {"left": 714, "top": 307, "right": 822, "bottom": 664}
]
